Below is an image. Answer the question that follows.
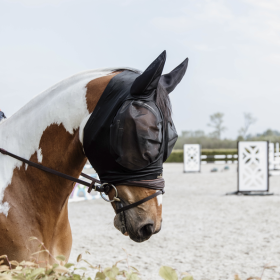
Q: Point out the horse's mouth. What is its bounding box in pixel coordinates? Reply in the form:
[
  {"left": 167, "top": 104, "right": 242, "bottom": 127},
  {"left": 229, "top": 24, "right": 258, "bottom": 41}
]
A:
[{"left": 114, "top": 213, "right": 155, "bottom": 243}]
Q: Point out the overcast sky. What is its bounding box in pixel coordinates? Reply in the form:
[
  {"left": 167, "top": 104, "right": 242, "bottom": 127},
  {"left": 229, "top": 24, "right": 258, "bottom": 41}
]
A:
[{"left": 1, "top": 0, "right": 279, "bottom": 139}]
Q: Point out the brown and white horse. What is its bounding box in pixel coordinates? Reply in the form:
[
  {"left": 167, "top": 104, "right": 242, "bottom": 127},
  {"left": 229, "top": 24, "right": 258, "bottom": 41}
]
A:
[{"left": 0, "top": 68, "right": 163, "bottom": 262}]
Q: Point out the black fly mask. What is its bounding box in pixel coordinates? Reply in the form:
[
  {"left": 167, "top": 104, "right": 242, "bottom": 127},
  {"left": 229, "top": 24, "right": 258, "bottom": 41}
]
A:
[{"left": 83, "top": 51, "right": 188, "bottom": 187}]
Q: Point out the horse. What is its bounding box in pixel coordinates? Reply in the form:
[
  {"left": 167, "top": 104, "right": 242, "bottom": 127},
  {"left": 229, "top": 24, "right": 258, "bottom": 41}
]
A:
[{"left": 0, "top": 51, "right": 188, "bottom": 262}]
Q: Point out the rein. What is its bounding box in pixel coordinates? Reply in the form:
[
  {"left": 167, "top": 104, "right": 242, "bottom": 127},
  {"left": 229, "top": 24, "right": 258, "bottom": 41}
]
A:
[{"left": 0, "top": 148, "right": 164, "bottom": 213}]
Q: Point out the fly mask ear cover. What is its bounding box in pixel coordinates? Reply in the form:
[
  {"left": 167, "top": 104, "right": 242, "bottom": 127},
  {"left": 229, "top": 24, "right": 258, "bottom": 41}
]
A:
[{"left": 83, "top": 51, "right": 188, "bottom": 185}]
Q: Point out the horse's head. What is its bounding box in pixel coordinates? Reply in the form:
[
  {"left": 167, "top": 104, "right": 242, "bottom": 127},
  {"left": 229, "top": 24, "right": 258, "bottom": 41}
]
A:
[{"left": 83, "top": 51, "right": 188, "bottom": 242}]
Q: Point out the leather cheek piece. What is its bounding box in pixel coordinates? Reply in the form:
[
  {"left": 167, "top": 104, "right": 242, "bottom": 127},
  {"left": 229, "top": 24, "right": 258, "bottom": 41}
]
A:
[{"left": 110, "top": 101, "right": 163, "bottom": 171}]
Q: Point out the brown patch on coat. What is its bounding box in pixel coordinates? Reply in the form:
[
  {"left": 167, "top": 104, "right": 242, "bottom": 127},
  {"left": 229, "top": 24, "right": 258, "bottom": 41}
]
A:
[
  {"left": 86, "top": 71, "right": 123, "bottom": 113},
  {"left": 0, "top": 124, "right": 86, "bottom": 262}
]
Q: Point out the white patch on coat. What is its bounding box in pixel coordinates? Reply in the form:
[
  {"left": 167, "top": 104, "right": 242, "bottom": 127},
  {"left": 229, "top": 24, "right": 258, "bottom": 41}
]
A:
[
  {"left": 79, "top": 114, "right": 92, "bottom": 151},
  {"left": 0, "top": 202, "right": 10, "bottom": 217},
  {"left": 157, "top": 194, "right": 162, "bottom": 206},
  {"left": 0, "top": 67, "right": 140, "bottom": 217},
  {"left": 37, "top": 148, "right": 43, "bottom": 163}
]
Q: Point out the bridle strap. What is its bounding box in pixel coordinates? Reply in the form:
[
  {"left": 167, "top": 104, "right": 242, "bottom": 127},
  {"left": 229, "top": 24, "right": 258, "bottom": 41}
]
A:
[
  {"left": 115, "top": 190, "right": 163, "bottom": 214},
  {"left": 0, "top": 148, "right": 164, "bottom": 213},
  {"left": 120, "top": 178, "right": 165, "bottom": 191}
]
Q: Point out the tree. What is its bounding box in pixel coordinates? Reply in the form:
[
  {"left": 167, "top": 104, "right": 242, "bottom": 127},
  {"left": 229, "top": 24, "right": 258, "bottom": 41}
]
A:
[
  {"left": 262, "top": 129, "right": 274, "bottom": 137},
  {"left": 193, "top": 130, "right": 205, "bottom": 137},
  {"left": 181, "top": 130, "right": 205, "bottom": 138},
  {"left": 207, "top": 112, "right": 226, "bottom": 139},
  {"left": 181, "top": 131, "right": 192, "bottom": 138},
  {"left": 238, "top": 113, "right": 257, "bottom": 139}
]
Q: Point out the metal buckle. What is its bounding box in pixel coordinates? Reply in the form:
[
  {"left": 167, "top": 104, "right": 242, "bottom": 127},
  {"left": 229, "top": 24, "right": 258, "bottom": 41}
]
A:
[{"left": 100, "top": 183, "right": 120, "bottom": 202}]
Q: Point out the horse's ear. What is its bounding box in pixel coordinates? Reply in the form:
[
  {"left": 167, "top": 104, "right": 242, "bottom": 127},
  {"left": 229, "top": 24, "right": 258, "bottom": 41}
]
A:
[
  {"left": 131, "top": 51, "right": 166, "bottom": 97},
  {"left": 159, "top": 58, "right": 189, "bottom": 94}
]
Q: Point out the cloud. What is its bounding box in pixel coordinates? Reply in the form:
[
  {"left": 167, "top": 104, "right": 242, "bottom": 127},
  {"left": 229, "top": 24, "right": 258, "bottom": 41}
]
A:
[
  {"left": 151, "top": 16, "right": 194, "bottom": 33},
  {"left": 4, "top": 0, "right": 67, "bottom": 6},
  {"left": 245, "top": 0, "right": 280, "bottom": 11},
  {"left": 192, "top": 0, "right": 234, "bottom": 23},
  {"left": 151, "top": 0, "right": 233, "bottom": 33},
  {"left": 193, "top": 44, "right": 226, "bottom": 52},
  {"left": 266, "top": 53, "right": 280, "bottom": 65},
  {"left": 152, "top": 0, "right": 280, "bottom": 50}
]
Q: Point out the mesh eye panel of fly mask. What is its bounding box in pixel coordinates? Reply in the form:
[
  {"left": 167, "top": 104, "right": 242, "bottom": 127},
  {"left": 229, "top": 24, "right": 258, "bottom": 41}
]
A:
[{"left": 83, "top": 50, "right": 188, "bottom": 188}]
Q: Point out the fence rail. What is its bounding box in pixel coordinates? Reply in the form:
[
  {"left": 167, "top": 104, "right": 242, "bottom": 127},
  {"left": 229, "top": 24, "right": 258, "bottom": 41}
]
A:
[
  {"left": 200, "top": 154, "right": 238, "bottom": 164},
  {"left": 171, "top": 143, "right": 280, "bottom": 169}
]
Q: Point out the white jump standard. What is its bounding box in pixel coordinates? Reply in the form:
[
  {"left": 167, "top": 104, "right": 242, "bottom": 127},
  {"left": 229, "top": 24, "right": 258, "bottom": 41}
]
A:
[
  {"left": 227, "top": 141, "right": 272, "bottom": 195},
  {"left": 183, "top": 144, "right": 201, "bottom": 172}
]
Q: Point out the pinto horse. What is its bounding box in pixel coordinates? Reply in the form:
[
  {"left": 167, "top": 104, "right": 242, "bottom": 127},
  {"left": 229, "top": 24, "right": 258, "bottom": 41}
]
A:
[{"left": 0, "top": 53, "right": 188, "bottom": 262}]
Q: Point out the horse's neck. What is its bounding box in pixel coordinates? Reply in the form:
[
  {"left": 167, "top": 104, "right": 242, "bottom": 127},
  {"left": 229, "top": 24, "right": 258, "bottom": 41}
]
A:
[{"left": 0, "top": 69, "right": 116, "bottom": 217}]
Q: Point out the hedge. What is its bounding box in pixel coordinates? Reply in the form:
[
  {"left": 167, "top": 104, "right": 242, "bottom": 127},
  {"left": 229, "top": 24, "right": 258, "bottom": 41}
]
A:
[{"left": 166, "top": 149, "right": 238, "bottom": 163}]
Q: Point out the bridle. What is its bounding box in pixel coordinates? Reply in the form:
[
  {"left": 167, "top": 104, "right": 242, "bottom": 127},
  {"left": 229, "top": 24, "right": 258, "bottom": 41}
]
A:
[{"left": 0, "top": 148, "right": 164, "bottom": 214}]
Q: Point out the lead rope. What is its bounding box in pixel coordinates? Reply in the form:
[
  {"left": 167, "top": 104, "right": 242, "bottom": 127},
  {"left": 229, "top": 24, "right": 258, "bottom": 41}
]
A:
[{"left": 0, "top": 148, "right": 120, "bottom": 202}]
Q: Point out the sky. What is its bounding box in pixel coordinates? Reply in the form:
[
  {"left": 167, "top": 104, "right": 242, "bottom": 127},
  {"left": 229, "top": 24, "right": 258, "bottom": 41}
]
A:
[{"left": 0, "top": 0, "right": 280, "bottom": 139}]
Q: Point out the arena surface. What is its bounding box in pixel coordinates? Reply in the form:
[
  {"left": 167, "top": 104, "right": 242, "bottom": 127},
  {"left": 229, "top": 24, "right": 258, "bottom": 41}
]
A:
[{"left": 68, "top": 163, "right": 280, "bottom": 280}]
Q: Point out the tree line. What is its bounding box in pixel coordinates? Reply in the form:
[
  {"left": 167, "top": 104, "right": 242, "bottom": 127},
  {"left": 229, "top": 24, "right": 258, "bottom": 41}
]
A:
[{"left": 175, "top": 112, "right": 280, "bottom": 149}]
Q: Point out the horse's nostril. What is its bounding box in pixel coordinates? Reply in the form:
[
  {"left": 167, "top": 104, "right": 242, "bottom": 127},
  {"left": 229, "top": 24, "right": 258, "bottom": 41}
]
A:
[{"left": 139, "top": 223, "right": 154, "bottom": 240}]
